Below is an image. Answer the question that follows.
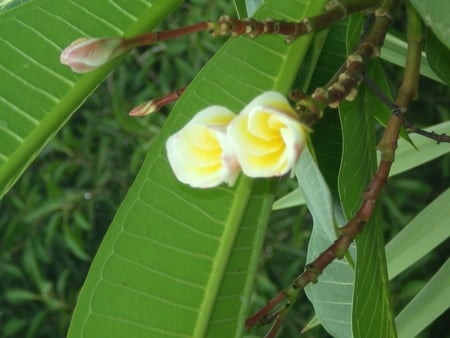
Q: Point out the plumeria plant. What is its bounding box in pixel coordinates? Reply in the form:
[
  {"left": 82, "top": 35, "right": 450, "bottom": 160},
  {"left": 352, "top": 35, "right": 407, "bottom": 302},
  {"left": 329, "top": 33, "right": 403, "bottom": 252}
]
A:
[
  {"left": 1, "top": 0, "right": 449, "bottom": 338},
  {"left": 165, "top": 91, "right": 310, "bottom": 188}
]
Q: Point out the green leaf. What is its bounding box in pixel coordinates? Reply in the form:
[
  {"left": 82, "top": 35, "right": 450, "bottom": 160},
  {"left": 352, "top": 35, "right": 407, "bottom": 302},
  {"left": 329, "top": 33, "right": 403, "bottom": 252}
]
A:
[
  {"left": 3, "top": 318, "right": 26, "bottom": 337},
  {"left": 272, "top": 188, "right": 305, "bottom": 210},
  {"left": 4, "top": 289, "right": 38, "bottom": 304},
  {"left": 424, "top": 28, "right": 450, "bottom": 86},
  {"left": 386, "top": 187, "right": 450, "bottom": 279},
  {"left": 306, "top": 20, "right": 348, "bottom": 197},
  {"left": 233, "top": 0, "right": 264, "bottom": 18},
  {"left": 233, "top": 0, "right": 248, "bottom": 18},
  {"left": 396, "top": 258, "right": 450, "bottom": 338},
  {"left": 0, "top": 0, "right": 184, "bottom": 199},
  {"left": 381, "top": 33, "right": 443, "bottom": 83},
  {"left": 339, "top": 88, "right": 397, "bottom": 337},
  {"left": 410, "top": 0, "right": 450, "bottom": 50},
  {"left": 364, "top": 61, "right": 413, "bottom": 145},
  {"left": 68, "top": 1, "right": 329, "bottom": 337},
  {"left": 244, "top": 0, "right": 264, "bottom": 17},
  {"left": 62, "top": 221, "right": 90, "bottom": 261},
  {"left": 297, "top": 147, "right": 356, "bottom": 338}
]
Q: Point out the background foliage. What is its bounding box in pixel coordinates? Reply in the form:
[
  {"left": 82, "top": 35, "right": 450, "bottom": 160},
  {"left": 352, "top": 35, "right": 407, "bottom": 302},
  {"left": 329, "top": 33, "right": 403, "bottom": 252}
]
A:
[{"left": 0, "top": 0, "right": 449, "bottom": 337}]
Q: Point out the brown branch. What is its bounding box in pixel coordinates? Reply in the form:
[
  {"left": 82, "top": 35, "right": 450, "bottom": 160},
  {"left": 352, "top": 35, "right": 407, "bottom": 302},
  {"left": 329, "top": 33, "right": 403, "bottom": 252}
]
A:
[
  {"left": 363, "top": 76, "right": 450, "bottom": 144},
  {"left": 246, "top": 1, "right": 425, "bottom": 336},
  {"left": 291, "top": 9, "right": 392, "bottom": 125},
  {"left": 405, "top": 127, "right": 450, "bottom": 144},
  {"left": 212, "top": 0, "right": 381, "bottom": 42},
  {"left": 121, "top": 0, "right": 382, "bottom": 51}
]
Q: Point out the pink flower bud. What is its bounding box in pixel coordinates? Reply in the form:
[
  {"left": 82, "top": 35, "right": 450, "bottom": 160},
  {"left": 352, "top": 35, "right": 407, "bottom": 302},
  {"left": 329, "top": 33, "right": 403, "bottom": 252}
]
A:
[{"left": 60, "top": 37, "right": 128, "bottom": 73}]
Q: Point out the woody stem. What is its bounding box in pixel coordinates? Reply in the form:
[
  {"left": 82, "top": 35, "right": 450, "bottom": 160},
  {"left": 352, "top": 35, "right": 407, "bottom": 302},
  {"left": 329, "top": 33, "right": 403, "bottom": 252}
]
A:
[
  {"left": 122, "top": 0, "right": 382, "bottom": 50},
  {"left": 247, "top": 1, "right": 424, "bottom": 334},
  {"left": 291, "top": 3, "right": 394, "bottom": 124}
]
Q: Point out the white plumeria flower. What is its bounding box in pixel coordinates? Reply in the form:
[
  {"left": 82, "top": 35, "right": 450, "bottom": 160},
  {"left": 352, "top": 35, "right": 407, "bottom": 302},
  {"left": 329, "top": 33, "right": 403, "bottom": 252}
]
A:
[
  {"left": 166, "top": 106, "right": 239, "bottom": 188},
  {"left": 227, "top": 91, "right": 309, "bottom": 177}
]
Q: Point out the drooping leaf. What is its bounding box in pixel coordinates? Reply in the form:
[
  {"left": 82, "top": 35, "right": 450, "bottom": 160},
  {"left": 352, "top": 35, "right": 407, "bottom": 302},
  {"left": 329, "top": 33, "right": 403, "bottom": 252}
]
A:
[
  {"left": 0, "top": 0, "right": 184, "bottom": 199},
  {"left": 297, "top": 147, "right": 356, "bottom": 338},
  {"left": 339, "top": 87, "right": 397, "bottom": 337},
  {"left": 68, "top": 1, "right": 329, "bottom": 337}
]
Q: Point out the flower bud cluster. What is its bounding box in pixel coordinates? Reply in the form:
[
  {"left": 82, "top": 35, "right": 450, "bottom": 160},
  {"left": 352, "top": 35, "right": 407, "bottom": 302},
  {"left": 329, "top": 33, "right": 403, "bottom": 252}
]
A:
[{"left": 166, "top": 92, "right": 310, "bottom": 188}]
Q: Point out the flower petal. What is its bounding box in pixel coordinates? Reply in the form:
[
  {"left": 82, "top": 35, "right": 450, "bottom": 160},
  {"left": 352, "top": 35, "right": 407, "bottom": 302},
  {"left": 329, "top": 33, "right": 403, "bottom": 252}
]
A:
[
  {"left": 166, "top": 106, "right": 239, "bottom": 188},
  {"left": 228, "top": 91, "right": 309, "bottom": 177}
]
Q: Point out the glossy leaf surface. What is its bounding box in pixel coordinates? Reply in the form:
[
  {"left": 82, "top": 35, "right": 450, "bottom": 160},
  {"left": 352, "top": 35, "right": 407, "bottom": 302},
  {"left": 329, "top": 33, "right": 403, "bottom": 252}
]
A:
[
  {"left": 0, "top": 0, "right": 184, "bottom": 199},
  {"left": 68, "top": 0, "right": 329, "bottom": 337}
]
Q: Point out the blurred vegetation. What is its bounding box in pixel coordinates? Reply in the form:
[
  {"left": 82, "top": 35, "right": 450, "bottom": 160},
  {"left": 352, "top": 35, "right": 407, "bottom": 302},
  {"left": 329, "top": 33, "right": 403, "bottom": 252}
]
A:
[{"left": 0, "top": 1, "right": 448, "bottom": 337}]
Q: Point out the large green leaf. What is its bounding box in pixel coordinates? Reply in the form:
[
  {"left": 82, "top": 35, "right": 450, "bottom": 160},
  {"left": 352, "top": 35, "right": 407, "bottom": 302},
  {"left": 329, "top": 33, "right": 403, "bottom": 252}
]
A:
[
  {"left": 0, "top": 0, "right": 184, "bottom": 199},
  {"left": 68, "top": 1, "right": 329, "bottom": 337},
  {"left": 339, "top": 87, "right": 397, "bottom": 337}
]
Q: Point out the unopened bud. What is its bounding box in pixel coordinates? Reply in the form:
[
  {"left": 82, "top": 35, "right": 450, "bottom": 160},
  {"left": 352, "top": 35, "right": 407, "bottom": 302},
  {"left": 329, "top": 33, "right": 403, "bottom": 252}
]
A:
[
  {"left": 60, "top": 37, "right": 128, "bottom": 73},
  {"left": 128, "top": 100, "right": 159, "bottom": 117}
]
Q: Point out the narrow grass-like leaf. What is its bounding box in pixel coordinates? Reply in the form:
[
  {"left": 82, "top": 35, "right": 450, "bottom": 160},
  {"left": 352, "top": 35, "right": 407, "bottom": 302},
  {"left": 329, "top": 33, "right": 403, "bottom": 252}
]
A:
[
  {"left": 381, "top": 34, "right": 443, "bottom": 83},
  {"left": 386, "top": 187, "right": 450, "bottom": 279},
  {"left": 0, "top": 0, "right": 184, "bottom": 199},
  {"left": 68, "top": 1, "right": 329, "bottom": 337},
  {"left": 396, "top": 258, "right": 450, "bottom": 338},
  {"left": 297, "top": 147, "right": 356, "bottom": 338},
  {"left": 4, "top": 289, "right": 38, "bottom": 304}
]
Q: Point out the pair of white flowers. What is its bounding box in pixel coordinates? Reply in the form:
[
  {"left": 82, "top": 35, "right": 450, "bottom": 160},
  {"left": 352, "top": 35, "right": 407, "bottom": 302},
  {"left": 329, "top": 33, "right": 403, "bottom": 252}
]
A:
[{"left": 166, "top": 91, "right": 310, "bottom": 188}]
